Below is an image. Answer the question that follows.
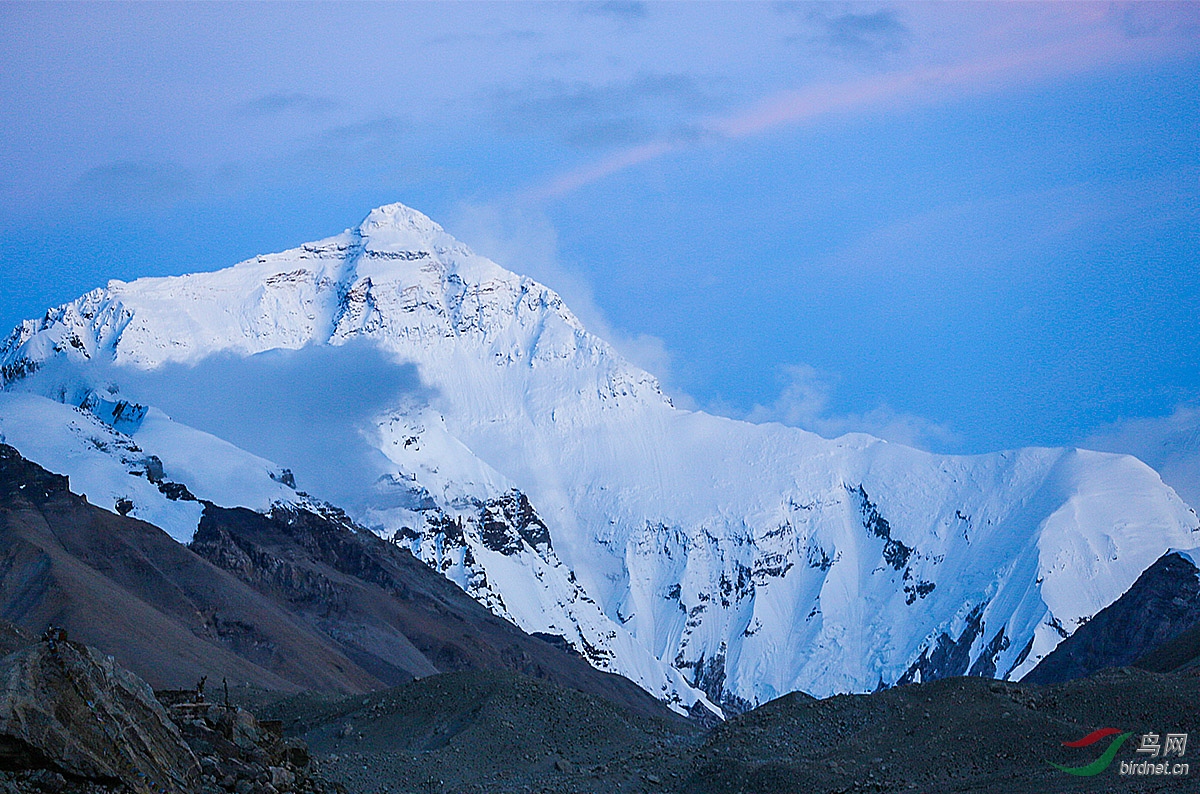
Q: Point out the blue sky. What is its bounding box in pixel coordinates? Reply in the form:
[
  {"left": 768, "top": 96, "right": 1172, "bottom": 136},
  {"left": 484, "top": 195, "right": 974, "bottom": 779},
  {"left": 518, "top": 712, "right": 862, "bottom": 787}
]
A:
[{"left": 1, "top": 2, "right": 1198, "bottom": 498}]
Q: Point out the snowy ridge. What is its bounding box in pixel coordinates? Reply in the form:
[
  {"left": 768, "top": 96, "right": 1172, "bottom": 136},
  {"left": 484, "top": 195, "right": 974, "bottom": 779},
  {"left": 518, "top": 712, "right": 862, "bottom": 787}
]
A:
[
  {"left": 0, "top": 391, "right": 295, "bottom": 543},
  {"left": 2, "top": 202, "right": 1197, "bottom": 715}
]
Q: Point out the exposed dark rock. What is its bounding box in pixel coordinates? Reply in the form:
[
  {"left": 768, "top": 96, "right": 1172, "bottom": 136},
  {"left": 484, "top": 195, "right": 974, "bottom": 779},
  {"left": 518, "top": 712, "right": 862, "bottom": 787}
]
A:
[
  {"left": 0, "top": 638, "right": 199, "bottom": 794},
  {"left": 190, "top": 503, "right": 684, "bottom": 722},
  {"left": 135, "top": 456, "right": 164, "bottom": 484},
  {"left": 157, "top": 481, "right": 197, "bottom": 502},
  {"left": 0, "top": 357, "right": 39, "bottom": 386},
  {"left": 531, "top": 633, "right": 583, "bottom": 658},
  {"left": 1025, "top": 552, "right": 1200, "bottom": 684},
  {"left": 903, "top": 578, "right": 936, "bottom": 605},
  {"left": 751, "top": 552, "right": 792, "bottom": 580},
  {"left": 804, "top": 545, "right": 834, "bottom": 571},
  {"left": 479, "top": 490, "right": 551, "bottom": 554},
  {"left": 848, "top": 484, "right": 913, "bottom": 572},
  {"left": 896, "top": 602, "right": 986, "bottom": 685},
  {"left": 79, "top": 394, "right": 147, "bottom": 434},
  {"left": 0, "top": 449, "right": 74, "bottom": 505},
  {"left": 269, "top": 470, "right": 296, "bottom": 490},
  {"left": 967, "top": 627, "right": 1010, "bottom": 679}
]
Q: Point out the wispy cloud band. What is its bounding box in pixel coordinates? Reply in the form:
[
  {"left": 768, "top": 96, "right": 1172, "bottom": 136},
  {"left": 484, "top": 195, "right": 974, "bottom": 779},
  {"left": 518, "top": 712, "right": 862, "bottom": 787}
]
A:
[{"left": 527, "top": 20, "right": 1194, "bottom": 200}]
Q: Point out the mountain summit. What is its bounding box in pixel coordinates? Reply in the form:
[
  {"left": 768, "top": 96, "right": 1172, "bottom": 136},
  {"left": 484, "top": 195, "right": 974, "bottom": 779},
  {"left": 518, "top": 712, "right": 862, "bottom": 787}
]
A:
[
  {"left": 2, "top": 202, "right": 1197, "bottom": 715},
  {"left": 355, "top": 202, "right": 460, "bottom": 249}
]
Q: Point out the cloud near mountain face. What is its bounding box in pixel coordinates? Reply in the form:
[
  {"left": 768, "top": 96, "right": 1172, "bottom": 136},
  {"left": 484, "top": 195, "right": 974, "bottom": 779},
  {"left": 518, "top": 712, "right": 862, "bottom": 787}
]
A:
[
  {"left": 16, "top": 340, "right": 432, "bottom": 514},
  {"left": 1082, "top": 404, "right": 1200, "bottom": 510},
  {"left": 746, "top": 363, "right": 956, "bottom": 450}
]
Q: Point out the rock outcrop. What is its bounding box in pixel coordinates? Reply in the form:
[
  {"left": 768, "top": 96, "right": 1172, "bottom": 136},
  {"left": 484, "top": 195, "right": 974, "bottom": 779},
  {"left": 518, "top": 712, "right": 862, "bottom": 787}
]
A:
[
  {"left": 1024, "top": 551, "right": 1200, "bottom": 684},
  {"left": 0, "top": 630, "right": 342, "bottom": 794},
  {"left": 158, "top": 692, "right": 336, "bottom": 794},
  {"left": 0, "top": 636, "right": 199, "bottom": 794}
]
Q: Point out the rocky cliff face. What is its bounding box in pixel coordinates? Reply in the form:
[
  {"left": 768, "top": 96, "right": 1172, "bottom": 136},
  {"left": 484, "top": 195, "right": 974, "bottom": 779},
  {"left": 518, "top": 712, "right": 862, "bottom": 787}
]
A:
[
  {"left": 189, "top": 502, "right": 691, "bottom": 722},
  {"left": 1025, "top": 550, "right": 1200, "bottom": 684}
]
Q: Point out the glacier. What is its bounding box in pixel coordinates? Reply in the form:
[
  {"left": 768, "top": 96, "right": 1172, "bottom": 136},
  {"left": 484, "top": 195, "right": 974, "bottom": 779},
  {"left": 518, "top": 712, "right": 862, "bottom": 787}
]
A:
[{"left": 2, "top": 202, "right": 1197, "bottom": 715}]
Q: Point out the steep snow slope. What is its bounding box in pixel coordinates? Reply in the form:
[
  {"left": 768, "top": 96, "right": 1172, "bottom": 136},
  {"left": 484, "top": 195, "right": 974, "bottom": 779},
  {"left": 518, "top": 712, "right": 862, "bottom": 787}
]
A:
[
  {"left": 0, "top": 391, "right": 295, "bottom": 542},
  {"left": 2, "top": 203, "right": 1197, "bottom": 713}
]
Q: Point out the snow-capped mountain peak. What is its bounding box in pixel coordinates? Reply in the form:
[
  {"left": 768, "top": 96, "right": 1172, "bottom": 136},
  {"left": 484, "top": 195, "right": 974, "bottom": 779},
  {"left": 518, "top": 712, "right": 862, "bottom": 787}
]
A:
[
  {"left": 2, "top": 202, "right": 1196, "bottom": 718},
  {"left": 355, "top": 202, "right": 459, "bottom": 252},
  {"left": 2, "top": 203, "right": 641, "bottom": 383}
]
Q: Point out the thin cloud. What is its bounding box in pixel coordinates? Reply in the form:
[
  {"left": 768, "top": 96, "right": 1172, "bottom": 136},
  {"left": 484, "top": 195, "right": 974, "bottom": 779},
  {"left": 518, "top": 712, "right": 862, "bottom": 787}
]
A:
[
  {"left": 788, "top": 6, "right": 911, "bottom": 57},
  {"left": 1082, "top": 404, "right": 1200, "bottom": 511},
  {"left": 236, "top": 92, "right": 337, "bottom": 117},
  {"left": 563, "top": 118, "right": 650, "bottom": 149},
  {"left": 747, "top": 363, "right": 956, "bottom": 450},
  {"left": 320, "top": 117, "right": 407, "bottom": 146},
  {"left": 527, "top": 139, "right": 679, "bottom": 200},
  {"left": 492, "top": 73, "right": 710, "bottom": 150},
  {"left": 580, "top": 1, "right": 647, "bottom": 21},
  {"left": 1117, "top": 1, "right": 1200, "bottom": 39},
  {"left": 528, "top": 22, "right": 1186, "bottom": 199},
  {"left": 77, "top": 161, "right": 194, "bottom": 207}
]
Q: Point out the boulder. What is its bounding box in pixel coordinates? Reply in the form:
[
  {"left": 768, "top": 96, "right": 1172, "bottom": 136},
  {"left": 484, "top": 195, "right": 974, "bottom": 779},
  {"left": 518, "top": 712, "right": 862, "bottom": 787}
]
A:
[{"left": 0, "top": 637, "right": 200, "bottom": 794}]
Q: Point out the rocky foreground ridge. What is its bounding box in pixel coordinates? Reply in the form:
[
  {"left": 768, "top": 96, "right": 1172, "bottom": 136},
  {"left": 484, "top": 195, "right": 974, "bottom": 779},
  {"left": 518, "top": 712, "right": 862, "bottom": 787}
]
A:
[
  {"left": 0, "top": 630, "right": 338, "bottom": 794},
  {"left": 0, "top": 626, "right": 1197, "bottom": 794}
]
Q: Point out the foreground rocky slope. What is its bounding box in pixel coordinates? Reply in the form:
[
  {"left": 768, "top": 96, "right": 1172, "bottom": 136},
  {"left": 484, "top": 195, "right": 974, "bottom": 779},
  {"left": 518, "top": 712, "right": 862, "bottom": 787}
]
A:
[
  {"left": 258, "top": 670, "right": 699, "bottom": 794},
  {"left": 683, "top": 667, "right": 1199, "bottom": 794},
  {"left": 247, "top": 664, "right": 1200, "bottom": 794},
  {"left": 0, "top": 608, "right": 1194, "bottom": 794},
  {"left": 0, "top": 629, "right": 341, "bottom": 794}
]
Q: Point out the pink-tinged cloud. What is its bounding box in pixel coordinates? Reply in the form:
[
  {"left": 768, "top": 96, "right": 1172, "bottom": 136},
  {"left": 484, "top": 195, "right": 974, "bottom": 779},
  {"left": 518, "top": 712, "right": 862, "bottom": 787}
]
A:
[
  {"left": 709, "top": 26, "right": 1152, "bottom": 140},
  {"left": 524, "top": 139, "right": 681, "bottom": 202},
  {"left": 529, "top": 20, "right": 1194, "bottom": 200}
]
